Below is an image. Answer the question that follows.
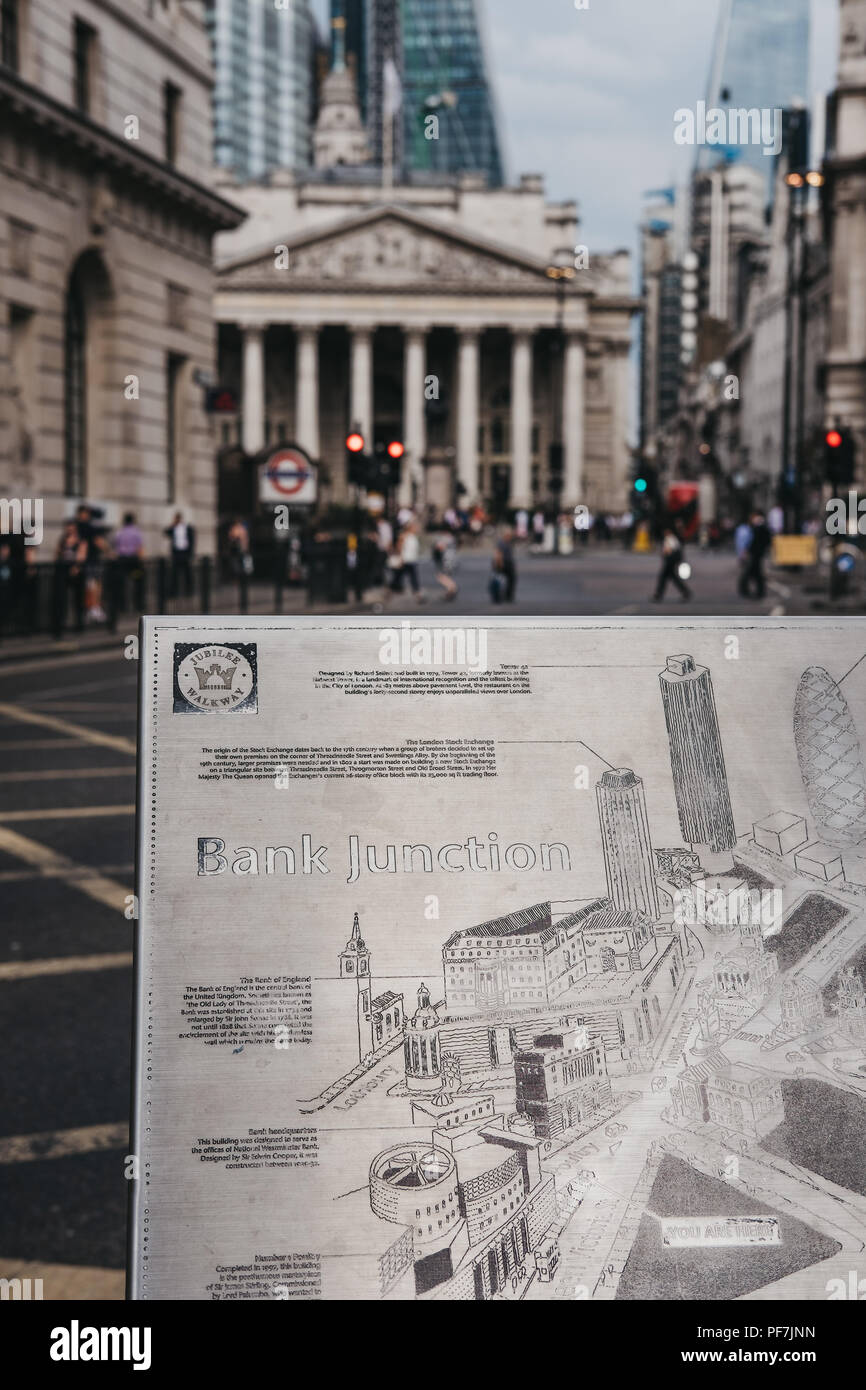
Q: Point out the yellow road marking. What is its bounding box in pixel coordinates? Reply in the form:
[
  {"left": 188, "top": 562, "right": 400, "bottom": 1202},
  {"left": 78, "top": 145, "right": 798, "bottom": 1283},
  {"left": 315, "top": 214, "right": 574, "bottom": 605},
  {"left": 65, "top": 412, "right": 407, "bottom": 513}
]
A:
[
  {"left": 0, "top": 804, "right": 134, "bottom": 822},
  {"left": 0, "top": 1258, "right": 124, "bottom": 1300},
  {"left": 0, "top": 822, "right": 130, "bottom": 911},
  {"left": 0, "top": 1122, "right": 128, "bottom": 1164},
  {"left": 0, "top": 701, "right": 136, "bottom": 754},
  {"left": 0, "top": 951, "right": 133, "bottom": 981},
  {"left": 0, "top": 766, "right": 134, "bottom": 783}
]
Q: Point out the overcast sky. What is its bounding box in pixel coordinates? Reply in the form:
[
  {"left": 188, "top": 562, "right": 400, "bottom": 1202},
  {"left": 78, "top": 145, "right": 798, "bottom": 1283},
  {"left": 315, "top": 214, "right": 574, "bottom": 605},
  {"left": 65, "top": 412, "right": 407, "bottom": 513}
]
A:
[{"left": 312, "top": 0, "right": 840, "bottom": 254}]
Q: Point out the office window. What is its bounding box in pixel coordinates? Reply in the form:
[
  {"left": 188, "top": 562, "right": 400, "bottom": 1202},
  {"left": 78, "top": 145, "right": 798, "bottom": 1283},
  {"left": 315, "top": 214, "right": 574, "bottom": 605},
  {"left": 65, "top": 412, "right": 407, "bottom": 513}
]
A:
[
  {"left": 164, "top": 81, "right": 182, "bottom": 164},
  {"left": 74, "top": 19, "right": 96, "bottom": 115},
  {"left": 1, "top": 0, "right": 19, "bottom": 71}
]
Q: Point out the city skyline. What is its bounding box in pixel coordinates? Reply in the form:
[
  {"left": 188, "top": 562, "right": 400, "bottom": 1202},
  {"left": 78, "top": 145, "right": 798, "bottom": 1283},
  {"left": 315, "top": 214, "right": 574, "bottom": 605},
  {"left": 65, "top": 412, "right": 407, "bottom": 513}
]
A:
[{"left": 314, "top": 0, "right": 838, "bottom": 259}]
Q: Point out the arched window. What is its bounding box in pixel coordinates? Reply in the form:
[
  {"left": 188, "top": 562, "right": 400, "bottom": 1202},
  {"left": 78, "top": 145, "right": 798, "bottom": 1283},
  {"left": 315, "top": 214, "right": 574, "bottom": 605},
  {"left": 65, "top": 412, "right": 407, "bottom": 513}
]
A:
[{"left": 64, "top": 266, "right": 87, "bottom": 497}]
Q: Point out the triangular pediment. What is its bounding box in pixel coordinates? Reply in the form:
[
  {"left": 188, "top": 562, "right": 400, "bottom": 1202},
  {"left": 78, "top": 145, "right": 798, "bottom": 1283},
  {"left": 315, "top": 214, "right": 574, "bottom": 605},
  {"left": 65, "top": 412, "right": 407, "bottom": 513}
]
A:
[{"left": 218, "top": 206, "right": 558, "bottom": 291}]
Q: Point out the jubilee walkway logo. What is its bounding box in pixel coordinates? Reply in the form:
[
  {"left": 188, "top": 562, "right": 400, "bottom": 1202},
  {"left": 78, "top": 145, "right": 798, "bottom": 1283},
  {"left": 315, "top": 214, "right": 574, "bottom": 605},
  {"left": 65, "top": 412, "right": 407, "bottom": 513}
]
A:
[{"left": 173, "top": 643, "right": 258, "bottom": 714}]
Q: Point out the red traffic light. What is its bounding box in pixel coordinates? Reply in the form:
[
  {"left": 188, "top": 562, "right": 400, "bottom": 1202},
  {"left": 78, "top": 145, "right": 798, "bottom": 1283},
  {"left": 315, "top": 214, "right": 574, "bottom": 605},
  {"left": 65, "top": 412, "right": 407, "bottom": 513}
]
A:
[
  {"left": 387, "top": 441, "right": 404, "bottom": 459},
  {"left": 826, "top": 430, "right": 843, "bottom": 449},
  {"left": 346, "top": 432, "right": 364, "bottom": 453}
]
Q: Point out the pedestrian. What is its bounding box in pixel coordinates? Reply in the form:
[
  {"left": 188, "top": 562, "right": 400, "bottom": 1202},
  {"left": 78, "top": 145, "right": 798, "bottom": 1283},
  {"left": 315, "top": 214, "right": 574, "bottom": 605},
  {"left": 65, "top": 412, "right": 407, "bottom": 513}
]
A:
[
  {"left": 399, "top": 521, "right": 424, "bottom": 600},
  {"left": 739, "top": 510, "right": 771, "bottom": 600},
  {"left": 76, "top": 503, "right": 108, "bottom": 622},
  {"left": 532, "top": 509, "right": 545, "bottom": 546},
  {"left": 652, "top": 526, "right": 692, "bottom": 602},
  {"left": 165, "top": 510, "right": 195, "bottom": 596},
  {"left": 499, "top": 527, "right": 517, "bottom": 601},
  {"left": 374, "top": 515, "right": 393, "bottom": 587},
  {"left": 54, "top": 519, "right": 86, "bottom": 632},
  {"left": 432, "top": 531, "right": 458, "bottom": 600},
  {"left": 112, "top": 511, "right": 145, "bottom": 613},
  {"left": 384, "top": 539, "right": 404, "bottom": 595},
  {"left": 227, "top": 516, "right": 253, "bottom": 579}
]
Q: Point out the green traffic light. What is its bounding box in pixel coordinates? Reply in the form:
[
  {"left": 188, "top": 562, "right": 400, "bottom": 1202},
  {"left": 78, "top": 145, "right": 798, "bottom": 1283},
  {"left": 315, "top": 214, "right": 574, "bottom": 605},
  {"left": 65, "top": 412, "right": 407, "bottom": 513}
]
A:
[{"left": 634, "top": 478, "right": 648, "bottom": 493}]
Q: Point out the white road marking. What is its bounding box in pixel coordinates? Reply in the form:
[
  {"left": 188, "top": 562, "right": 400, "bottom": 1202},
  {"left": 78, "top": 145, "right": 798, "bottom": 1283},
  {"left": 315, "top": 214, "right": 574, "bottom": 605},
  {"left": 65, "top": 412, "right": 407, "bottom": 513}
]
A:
[
  {"left": 0, "top": 1121, "right": 128, "bottom": 1164},
  {"left": 0, "top": 951, "right": 133, "bottom": 981},
  {"left": 0, "top": 702, "right": 136, "bottom": 754},
  {"left": 0, "top": 824, "right": 130, "bottom": 912},
  {"left": 0, "top": 804, "right": 134, "bottom": 822}
]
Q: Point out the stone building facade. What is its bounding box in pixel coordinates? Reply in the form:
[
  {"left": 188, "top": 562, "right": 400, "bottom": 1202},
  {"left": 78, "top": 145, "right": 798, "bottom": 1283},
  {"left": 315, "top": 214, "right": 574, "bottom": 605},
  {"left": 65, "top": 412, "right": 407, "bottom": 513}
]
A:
[
  {"left": 212, "top": 51, "right": 638, "bottom": 517},
  {"left": 0, "top": 0, "right": 243, "bottom": 555}
]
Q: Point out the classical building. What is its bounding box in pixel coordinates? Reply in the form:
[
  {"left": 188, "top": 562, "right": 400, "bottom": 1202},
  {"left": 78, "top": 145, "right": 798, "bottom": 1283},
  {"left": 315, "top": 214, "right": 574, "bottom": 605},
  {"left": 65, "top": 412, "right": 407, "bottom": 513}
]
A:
[
  {"left": 836, "top": 967, "right": 866, "bottom": 1046},
  {"left": 780, "top": 976, "right": 825, "bottom": 1035},
  {"left": 514, "top": 1025, "right": 611, "bottom": 1141},
  {"left": 368, "top": 1120, "right": 555, "bottom": 1299},
  {"left": 0, "top": 0, "right": 244, "bottom": 555},
  {"left": 212, "top": 46, "right": 638, "bottom": 517},
  {"left": 404, "top": 982, "right": 442, "bottom": 1091},
  {"left": 705, "top": 1064, "right": 785, "bottom": 1139}
]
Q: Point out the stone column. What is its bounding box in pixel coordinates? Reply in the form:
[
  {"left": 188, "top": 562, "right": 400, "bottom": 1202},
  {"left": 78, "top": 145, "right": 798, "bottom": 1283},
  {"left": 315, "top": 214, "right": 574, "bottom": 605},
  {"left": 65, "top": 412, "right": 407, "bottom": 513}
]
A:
[
  {"left": 563, "top": 332, "right": 585, "bottom": 507},
  {"left": 295, "top": 325, "right": 320, "bottom": 459},
  {"left": 241, "top": 323, "right": 266, "bottom": 456},
  {"left": 611, "top": 342, "right": 631, "bottom": 507},
  {"left": 349, "top": 325, "right": 374, "bottom": 446},
  {"left": 510, "top": 329, "right": 534, "bottom": 509},
  {"left": 456, "top": 327, "right": 481, "bottom": 502},
  {"left": 402, "top": 326, "right": 427, "bottom": 506}
]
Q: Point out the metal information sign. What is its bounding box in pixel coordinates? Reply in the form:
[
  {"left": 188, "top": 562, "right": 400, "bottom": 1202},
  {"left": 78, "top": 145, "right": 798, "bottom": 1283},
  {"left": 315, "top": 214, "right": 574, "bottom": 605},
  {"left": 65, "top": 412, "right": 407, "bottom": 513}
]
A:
[{"left": 131, "top": 617, "right": 866, "bottom": 1301}]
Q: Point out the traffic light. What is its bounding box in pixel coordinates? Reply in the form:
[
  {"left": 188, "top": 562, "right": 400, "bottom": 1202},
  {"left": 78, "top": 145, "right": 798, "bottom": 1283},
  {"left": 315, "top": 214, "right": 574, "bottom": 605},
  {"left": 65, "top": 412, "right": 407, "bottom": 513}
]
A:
[
  {"left": 826, "top": 426, "right": 856, "bottom": 489},
  {"left": 346, "top": 431, "right": 367, "bottom": 487},
  {"left": 386, "top": 441, "right": 404, "bottom": 461}
]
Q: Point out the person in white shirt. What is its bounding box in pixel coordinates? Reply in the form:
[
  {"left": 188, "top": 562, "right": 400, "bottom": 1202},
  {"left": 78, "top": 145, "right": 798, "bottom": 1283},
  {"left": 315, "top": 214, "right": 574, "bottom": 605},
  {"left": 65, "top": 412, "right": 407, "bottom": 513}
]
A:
[{"left": 399, "top": 522, "right": 423, "bottom": 598}]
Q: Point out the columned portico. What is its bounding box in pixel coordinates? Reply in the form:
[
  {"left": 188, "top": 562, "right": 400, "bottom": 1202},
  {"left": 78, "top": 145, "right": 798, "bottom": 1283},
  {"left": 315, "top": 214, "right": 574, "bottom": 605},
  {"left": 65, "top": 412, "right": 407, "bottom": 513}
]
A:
[
  {"left": 456, "top": 327, "right": 481, "bottom": 501},
  {"left": 216, "top": 199, "right": 639, "bottom": 515},
  {"left": 349, "top": 325, "right": 374, "bottom": 444},
  {"left": 563, "top": 332, "right": 586, "bottom": 505},
  {"left": 402, "top": 326, "right": 428, "bottom": 507},
  {"left": 510, "top": 330, "right": 534, "bottom": 509},
  {"left": 295, "top": 324, "right": 320, "bottom": 459},
  {"left": 241, "top": 323, "right": 266, "bottom": 456}
]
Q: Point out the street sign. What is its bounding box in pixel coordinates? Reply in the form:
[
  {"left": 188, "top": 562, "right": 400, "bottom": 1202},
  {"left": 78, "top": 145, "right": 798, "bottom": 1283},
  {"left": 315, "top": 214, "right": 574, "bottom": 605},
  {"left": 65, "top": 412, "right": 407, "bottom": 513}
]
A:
[{"left": 259, "top": 446, "right": 317, "bottom": 506}]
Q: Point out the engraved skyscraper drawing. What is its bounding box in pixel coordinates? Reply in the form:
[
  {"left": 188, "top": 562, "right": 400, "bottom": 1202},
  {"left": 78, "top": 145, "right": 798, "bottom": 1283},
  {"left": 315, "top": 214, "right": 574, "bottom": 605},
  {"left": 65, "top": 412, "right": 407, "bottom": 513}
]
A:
[
  {"left": 596, "top": 768, "right": 660, "bottom": 921},
  {"left": 659, "top": 654, "right": 736, "bottom": 855}
]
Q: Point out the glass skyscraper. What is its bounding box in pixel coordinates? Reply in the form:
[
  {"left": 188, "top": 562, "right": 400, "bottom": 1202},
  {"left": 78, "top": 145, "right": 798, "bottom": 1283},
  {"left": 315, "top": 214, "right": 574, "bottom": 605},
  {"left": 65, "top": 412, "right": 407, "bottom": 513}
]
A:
[
  {"left": 331, "top": 0, "right": 504, "bottom": 186},
  {"left": 401, "top": 0, "right": 504, "bottom": 187},
  {"left": 699, "top": 0, "right": 811, "bottom": 176},
  {"left": 205, "top": 0, "right": 317, "bottom": 181}
]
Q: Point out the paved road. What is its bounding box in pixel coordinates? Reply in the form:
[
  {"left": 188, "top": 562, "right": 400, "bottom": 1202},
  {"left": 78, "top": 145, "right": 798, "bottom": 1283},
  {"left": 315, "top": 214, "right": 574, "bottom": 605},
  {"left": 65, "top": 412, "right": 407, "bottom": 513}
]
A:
[
  {"left": 0, "top": 644, "right": 136, "bottom": 1299},
  {"left": 363, "top": 544, "right": 806, "bottom": 617},
  {"left": 0, "top": 545, "right": 850, "bottom": 1299}
]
